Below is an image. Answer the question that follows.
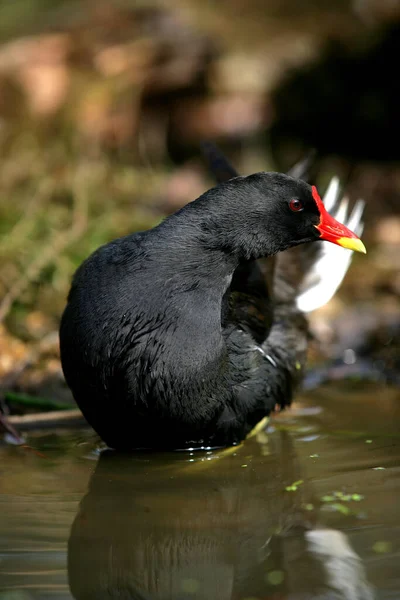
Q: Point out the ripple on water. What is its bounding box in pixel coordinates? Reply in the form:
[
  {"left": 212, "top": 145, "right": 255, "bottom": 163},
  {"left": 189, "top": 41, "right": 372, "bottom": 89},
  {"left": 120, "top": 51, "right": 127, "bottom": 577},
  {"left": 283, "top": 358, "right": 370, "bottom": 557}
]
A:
[{"left": 0, "top": 382, "right": 399, "bottom": 599}]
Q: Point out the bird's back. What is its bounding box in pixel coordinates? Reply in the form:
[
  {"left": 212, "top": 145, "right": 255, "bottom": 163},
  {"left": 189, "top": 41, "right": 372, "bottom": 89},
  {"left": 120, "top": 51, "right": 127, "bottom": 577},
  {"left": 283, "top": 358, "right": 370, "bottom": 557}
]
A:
[
  {"left": 59, "top": 147, "right": 364, "bottom": 450},
  {"left": 60, "top": 226, "right": 236, "bottom": 449}
]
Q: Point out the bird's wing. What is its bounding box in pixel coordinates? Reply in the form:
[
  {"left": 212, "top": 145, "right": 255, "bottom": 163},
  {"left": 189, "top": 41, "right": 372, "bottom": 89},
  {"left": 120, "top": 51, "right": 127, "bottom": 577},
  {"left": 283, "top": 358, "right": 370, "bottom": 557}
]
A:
[
  {"left": 286, "top": 150, "right": 316, "bottom": 180},
  {"left": 200, "top": 141, "right": 239, "bottom": 183},
  {"left": 296, "top": 178, "right": 365, "bottom": 313}
]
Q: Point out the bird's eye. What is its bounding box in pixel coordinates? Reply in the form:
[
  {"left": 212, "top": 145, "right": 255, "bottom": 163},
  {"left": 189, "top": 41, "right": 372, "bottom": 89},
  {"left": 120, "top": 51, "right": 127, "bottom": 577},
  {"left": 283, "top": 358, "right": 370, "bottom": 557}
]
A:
[{"left": 289, "top": 198, "right": 304, "bottom": 212}]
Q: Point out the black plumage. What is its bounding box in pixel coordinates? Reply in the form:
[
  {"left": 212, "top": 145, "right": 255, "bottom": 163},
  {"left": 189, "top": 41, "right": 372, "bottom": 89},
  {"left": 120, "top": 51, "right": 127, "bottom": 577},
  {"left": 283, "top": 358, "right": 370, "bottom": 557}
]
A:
[{"left": 60, "top": 147, "right": 364, "bottom": 450}]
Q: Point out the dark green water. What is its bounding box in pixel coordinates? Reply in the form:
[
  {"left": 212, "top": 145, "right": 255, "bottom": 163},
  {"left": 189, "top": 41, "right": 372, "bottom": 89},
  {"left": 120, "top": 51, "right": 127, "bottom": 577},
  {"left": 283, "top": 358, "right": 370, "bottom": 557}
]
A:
[{"left": 1, "top": 381, "right": 400, "bottom": 599}]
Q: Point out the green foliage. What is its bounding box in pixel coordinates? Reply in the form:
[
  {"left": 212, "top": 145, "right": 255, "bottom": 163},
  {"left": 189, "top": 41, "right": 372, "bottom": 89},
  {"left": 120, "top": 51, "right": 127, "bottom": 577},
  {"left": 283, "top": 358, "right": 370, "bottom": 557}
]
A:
[{"left": 0, "top": 132, "right": 168, "bottom": 326}]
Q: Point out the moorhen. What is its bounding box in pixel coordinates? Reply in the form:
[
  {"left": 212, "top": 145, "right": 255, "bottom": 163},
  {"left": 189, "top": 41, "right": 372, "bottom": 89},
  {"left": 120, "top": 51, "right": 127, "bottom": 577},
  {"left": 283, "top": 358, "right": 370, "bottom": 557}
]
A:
[{"left": 59, "top": 148, "right": 365, "bottom": 450}]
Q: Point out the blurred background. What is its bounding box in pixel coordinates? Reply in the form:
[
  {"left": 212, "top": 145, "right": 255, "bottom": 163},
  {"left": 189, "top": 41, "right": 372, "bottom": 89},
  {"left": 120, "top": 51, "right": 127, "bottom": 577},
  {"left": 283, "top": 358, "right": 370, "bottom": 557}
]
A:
[{"left": 0, "top": 0, "right": 399, "bottom": 415}]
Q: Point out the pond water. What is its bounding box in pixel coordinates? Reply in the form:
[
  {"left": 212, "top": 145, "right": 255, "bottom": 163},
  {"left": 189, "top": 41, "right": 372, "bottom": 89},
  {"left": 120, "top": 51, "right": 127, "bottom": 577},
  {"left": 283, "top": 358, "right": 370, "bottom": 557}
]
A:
[{"left": 0, "top": 381, "right": 399, "bottom": 600}]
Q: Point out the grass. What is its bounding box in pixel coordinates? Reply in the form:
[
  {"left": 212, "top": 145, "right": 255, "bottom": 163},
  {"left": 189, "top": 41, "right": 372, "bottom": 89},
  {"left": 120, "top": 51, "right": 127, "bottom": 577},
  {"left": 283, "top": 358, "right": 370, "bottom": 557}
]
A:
[{"left": 0, "top": 131, "right": 169, "bottom": 332}]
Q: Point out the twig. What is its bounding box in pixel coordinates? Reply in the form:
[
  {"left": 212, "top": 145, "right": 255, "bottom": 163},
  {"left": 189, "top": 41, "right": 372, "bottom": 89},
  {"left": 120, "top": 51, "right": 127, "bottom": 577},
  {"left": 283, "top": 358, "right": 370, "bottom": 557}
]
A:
[{"left": 8, "top": 409, "right": 86, "bottom": 430}]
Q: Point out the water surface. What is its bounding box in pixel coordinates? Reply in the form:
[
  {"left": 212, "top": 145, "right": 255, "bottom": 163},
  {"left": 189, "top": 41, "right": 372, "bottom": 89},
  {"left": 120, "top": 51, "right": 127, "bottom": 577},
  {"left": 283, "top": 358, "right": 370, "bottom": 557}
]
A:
[{"left": 1, "top": 381, "right": 399, "bottom": 599}]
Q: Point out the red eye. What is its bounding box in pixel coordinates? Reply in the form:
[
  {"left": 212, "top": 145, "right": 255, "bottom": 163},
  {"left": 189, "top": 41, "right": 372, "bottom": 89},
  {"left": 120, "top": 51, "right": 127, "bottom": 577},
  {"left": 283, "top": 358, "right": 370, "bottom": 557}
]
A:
[{"left": 289, "top": 199, "right": 304, "bottom": 212}]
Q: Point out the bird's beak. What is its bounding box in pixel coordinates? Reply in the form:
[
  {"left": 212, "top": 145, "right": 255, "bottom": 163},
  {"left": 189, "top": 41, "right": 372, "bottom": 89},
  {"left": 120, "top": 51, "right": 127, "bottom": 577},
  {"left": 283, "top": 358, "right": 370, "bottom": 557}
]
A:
[{"left": 312, "top": 186, "right": 367, "bottom": 253}]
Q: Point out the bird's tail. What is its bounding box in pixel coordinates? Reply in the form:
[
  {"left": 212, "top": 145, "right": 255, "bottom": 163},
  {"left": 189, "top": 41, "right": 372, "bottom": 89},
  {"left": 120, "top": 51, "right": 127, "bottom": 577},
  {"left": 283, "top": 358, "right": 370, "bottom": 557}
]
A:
[{"left": 293, "top": 177, "right": 364, "bottom": 312}]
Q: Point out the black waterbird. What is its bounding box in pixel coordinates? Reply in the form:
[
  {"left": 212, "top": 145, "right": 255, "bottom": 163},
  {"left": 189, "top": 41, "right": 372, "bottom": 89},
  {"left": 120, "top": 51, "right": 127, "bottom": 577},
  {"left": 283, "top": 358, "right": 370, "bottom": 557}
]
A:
[{"left": 59, "top": 147, "right": 365, "bottom": 450}]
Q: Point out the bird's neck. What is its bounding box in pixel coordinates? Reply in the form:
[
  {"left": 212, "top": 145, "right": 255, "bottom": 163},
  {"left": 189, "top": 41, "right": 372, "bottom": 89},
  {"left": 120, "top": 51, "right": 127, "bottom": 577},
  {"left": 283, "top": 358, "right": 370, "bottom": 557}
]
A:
[
  {"left": 141, "top": 218, "right": 240, "bottom": 385},
  {"left": 153, "top": 215, "right": 240, "bottom": 296}
]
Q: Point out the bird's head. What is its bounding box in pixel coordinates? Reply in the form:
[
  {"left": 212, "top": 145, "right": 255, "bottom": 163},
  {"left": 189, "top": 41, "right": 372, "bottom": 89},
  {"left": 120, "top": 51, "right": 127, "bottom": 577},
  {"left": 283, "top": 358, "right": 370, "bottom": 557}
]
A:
[{"left": 201, "top": 172, "right": 366, "bottom": 259}]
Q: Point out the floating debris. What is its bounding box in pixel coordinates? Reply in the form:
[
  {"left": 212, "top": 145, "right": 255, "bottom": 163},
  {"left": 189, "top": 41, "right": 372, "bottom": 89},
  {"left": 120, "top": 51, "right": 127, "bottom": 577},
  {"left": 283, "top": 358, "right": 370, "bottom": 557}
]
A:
[
  {"left": 321, "top": 490, "right": 364, "bottom": 503},
  {"left": 265, "top": 570, "right": 285, "bottom": 586},
  {"left": 372, "top": 541, "right": 392, "bottom": 554},
  {"left": 285, "top": 479, "right": 304, "bottom": 492}
]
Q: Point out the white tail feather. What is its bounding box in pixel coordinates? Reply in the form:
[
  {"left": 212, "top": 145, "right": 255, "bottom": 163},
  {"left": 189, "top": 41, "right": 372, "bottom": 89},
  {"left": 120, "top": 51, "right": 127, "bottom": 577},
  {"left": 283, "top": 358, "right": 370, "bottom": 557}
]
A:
[
  {"left": 296, "top": 179, "right": 365, "bottom": 314},
  {"left": 322, "top": 176, "right": 340, "bottom": 212}
]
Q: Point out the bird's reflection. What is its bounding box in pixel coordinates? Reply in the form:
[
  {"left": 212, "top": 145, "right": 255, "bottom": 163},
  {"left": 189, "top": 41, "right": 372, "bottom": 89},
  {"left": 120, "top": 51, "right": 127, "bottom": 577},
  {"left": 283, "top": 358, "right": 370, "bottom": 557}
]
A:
[{"left": 68, "top": 430, "right": 374, "bottom": 600}]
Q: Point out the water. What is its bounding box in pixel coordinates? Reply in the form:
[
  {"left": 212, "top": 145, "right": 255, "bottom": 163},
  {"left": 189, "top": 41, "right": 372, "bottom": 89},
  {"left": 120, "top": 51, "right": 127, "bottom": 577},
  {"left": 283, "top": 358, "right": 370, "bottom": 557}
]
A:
[{"left": 0, "top": 381, "right": 399, "bottom": 600}]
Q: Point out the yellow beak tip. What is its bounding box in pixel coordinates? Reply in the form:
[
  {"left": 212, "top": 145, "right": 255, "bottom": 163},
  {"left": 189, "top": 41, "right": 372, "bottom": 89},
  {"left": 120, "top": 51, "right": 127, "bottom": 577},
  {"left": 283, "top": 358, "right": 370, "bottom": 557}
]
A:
[{"left": 337, "top": 237, "right": 367, "bottom": 254}]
